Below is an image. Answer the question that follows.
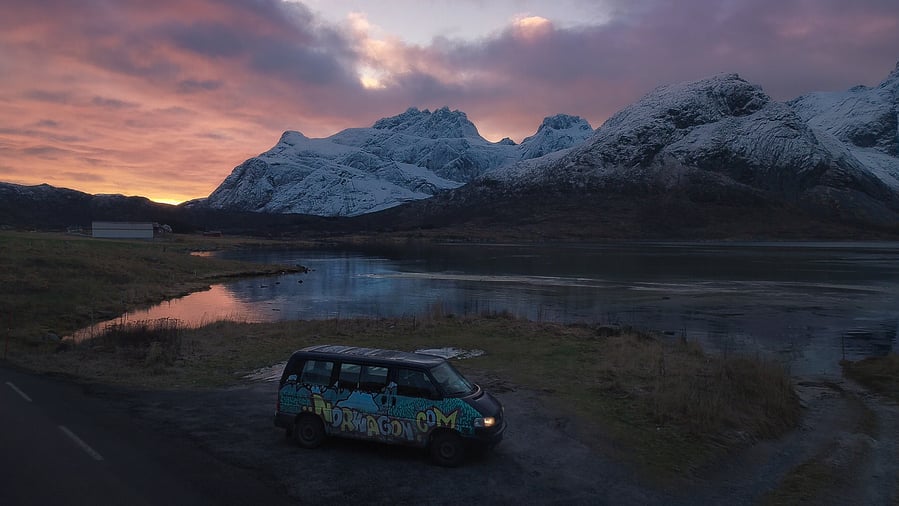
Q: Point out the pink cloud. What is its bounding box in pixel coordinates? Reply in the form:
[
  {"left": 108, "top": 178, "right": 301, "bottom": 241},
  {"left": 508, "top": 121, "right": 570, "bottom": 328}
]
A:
[{"left": 0, "top": 0, "right": 896, "bottom": 203}]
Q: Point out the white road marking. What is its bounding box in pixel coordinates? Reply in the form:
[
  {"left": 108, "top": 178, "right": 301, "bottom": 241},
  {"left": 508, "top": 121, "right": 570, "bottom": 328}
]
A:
[
  {"left": 59, "top": 425, "right": 105, "bottom": 461},
  {"left": 5, "top": 381, "right": 32, "bottom": 402}
]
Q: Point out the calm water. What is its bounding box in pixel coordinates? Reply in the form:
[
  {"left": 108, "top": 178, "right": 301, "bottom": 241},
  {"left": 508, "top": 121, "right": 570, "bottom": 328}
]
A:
[{"left": 77, "top": 242, "right": 899, "bottom": 375}]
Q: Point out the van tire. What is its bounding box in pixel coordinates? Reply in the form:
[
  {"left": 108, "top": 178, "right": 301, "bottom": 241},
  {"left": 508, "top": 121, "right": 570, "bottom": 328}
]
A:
[
  {"left": 430, "top": 431, "right": 465, "bottom": 467},
  {"left": 294, "top": 414, "right": 325, "bottom": 449}
]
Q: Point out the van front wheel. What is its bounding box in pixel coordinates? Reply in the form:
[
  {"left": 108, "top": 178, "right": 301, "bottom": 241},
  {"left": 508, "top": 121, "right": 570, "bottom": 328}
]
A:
[
  {"left": 294, "top": 415, "right": 325, "bottom": 449},
  {"left": 430, "top": 431, "right": 465, "bottom": 467}
]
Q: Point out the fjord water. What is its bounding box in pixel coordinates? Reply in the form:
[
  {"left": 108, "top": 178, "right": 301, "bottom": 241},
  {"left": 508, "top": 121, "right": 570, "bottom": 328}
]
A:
[{"left": 92, "top": 242, "right": 898, "bottom": 375}]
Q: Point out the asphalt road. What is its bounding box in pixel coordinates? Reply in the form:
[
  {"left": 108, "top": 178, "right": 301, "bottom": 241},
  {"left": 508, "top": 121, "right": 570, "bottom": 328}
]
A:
[
  {"left": 10, "top": 362, "right": 889, "bottom": 505},
  {"left": 0, "top": 365, "right": 292, "bottom": 506}
]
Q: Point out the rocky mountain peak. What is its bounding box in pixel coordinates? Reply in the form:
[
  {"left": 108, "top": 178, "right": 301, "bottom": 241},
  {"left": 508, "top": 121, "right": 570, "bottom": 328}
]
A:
[
  {"left": 277, "top": 130, "right": 308, "bottom": 146},
  {"left": 517, "top": 114, "right": 594, "bottom": 159},
  {"left": 879, "top": 60, "right": 899, "bottom": 95},
  {"left": 618, "top": 73, "right": 770, "bottom": 130},
  {"left": 371, "top": 106, "right": 483, "bottom": 139},
  {"left": 535, "top": 114, "right": 592, "bottom": 134},
  {"left": 573, "top": 73, "right": 774, "bottom": 171}
]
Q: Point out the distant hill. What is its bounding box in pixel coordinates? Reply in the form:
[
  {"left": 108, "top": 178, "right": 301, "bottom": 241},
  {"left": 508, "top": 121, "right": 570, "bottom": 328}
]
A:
[{"left": 0, "top": 182, "right": 349, "bottom": 237}]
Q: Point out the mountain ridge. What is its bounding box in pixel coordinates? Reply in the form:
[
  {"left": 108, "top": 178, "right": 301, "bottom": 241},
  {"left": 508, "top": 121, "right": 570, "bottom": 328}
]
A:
[
  {"left": 4, "top": 62, "right": 899, "bottom": 240},
  {"left": 204, "top": 109, "right": 594, "bottom": 216}
]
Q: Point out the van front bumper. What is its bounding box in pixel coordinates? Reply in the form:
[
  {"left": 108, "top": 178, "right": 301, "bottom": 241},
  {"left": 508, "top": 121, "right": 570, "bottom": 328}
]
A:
[{"left": 472, "top": 419, "right": 506, "bottom": 448}]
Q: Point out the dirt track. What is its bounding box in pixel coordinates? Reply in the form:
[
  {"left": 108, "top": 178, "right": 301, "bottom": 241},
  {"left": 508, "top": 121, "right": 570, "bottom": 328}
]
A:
[{"left": 93, "top": 372, "right": 898, "bottom": 505}]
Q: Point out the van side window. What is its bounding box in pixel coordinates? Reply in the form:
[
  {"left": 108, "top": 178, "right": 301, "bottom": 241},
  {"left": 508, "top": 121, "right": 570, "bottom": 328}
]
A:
[
  {"left": 359, "top": 365, "right": 388, "bottom": 392},
  {"left": 281, "top": 357, "right": 304, "bottom": 382},
  {"left": 394, "top": 368, "right": 439, "bottom": 398},
  {"left": 338, "top": 363, "right": 361, "bottom": 390},
  {"left": 300, "top": 360, "right": 334, "bottom": 387}
]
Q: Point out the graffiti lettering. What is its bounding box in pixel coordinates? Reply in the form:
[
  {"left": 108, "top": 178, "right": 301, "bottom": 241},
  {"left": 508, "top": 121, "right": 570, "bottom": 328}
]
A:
[
  {"left": 296, "top": 391, "right": 466, "bottom": 443},
  {"left": 416, "top": 407, "right": 459, "bottom": 431},
  {"left": 321, "top": 408, "right": 418, "bottom": 441},
  {"left": 366, "top": 416, "right": 380, "bottom": 437},
  {"left": 311, "top": 394, "right": 333, "bottom": 423}
]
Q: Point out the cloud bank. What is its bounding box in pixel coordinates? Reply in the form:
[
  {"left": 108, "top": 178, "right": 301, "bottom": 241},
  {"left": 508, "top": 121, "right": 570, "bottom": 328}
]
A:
[{"left": 0, "top": 0, "right": 897, "bottom": 203}]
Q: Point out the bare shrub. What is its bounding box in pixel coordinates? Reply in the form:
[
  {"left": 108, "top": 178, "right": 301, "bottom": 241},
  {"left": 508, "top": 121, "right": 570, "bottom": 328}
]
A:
[
  {"left": 650, "top": 348, "right": 799, "bottom": 439},
  {"left": 86, "top": 318, "right": 183, "bottom": 368}
]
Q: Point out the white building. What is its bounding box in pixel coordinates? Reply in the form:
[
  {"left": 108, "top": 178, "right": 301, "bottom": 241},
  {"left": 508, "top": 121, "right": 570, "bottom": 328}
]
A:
[{"left": 91, "top": 221, "right": 154, "bottom": 239}]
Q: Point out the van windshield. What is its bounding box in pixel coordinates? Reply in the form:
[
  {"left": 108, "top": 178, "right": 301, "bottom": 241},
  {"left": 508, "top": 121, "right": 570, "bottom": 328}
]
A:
[{"left": 429, "top": 362, "right": 475, "bottom": 397}]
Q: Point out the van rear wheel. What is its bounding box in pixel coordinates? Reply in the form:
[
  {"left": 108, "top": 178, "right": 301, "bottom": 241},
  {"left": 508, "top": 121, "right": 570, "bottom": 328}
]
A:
[
  {"left": 430, "top": 431, "right": 465, "bottom": 467},
  {"left": 294, "top": 414, "right": 325, "bottom": 449}
]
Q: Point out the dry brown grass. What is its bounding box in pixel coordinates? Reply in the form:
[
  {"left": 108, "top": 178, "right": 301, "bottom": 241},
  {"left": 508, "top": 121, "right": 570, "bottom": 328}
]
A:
[
  {"left": 19, "top": 315, "right": 801, "bottom": 480},
  {"left": 841, "top": 354, "right": 899, "bottom": 403},
  {"left": 0, "top": 231, "right": 297, "bottom": 347}
]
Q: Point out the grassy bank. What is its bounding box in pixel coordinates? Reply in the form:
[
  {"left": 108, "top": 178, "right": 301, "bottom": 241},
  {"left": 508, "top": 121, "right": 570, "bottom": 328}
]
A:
[
  {"left": 0, "top": 231, "right": 298, "bottom": 347},
  {"left": 841, "top": 354, "right": 899, "bottom": 403},
  {"left": 20, "top": 315, "right": 800, "bottom": 481}
]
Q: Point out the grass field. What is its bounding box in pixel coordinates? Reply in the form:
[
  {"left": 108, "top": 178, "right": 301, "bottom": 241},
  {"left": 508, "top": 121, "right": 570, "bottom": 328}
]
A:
[
  {"left": 0, "top": 231, "right": 299, "bottom": 345},
  {"left": 1, "top": 231, "right": 802, "bottom": 480}
]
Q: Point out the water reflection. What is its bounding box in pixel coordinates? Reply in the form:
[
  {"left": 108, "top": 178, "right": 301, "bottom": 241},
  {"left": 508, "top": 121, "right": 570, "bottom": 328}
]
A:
[
  {"left": 70, "top": 285, "right": 267, "bottom": 341},
  {"left": 73, "top": 242, "right": 899, "bottom": 375}
]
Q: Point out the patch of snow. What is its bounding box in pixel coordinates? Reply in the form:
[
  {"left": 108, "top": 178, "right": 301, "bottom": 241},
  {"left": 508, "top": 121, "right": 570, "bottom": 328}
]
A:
[
  {"left": 243, "top": 361, "right": 286, "bottom": 382},
  {"left": 849, "top": 148, "right": 899, "bottom": 191},
  {"left": 414, "top": 347, "right": 486, "bottom": 360}
]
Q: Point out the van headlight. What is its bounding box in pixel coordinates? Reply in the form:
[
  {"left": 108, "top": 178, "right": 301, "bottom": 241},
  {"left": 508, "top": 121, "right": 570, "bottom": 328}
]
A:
[{"left": 474, "top": 416, "right": 496, "bottom": 428}]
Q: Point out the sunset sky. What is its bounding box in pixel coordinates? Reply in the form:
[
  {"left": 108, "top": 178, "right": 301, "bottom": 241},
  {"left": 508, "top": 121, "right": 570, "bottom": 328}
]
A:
[{"left": 1, "top": 0, "right": 898, "bottom": 204}]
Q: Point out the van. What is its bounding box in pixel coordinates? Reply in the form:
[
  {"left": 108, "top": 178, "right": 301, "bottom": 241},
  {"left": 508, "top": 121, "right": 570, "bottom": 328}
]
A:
[{"left": 274, "top": 345, "right": 505, "bottom": 466}]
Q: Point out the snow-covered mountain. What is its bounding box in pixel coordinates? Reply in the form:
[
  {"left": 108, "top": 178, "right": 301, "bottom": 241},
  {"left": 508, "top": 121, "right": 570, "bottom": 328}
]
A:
[
  {"left": 483, "top": 68, "right": 899, "bottom": 228},
  {"left": 206, "top": 107, "right": 593, "bottom": 216},
  {"left": 204, "top": 62, "right": 899, "bottom": 230},
  {"left": 789, "top": 62, "right": 899, "bottom": 192}
]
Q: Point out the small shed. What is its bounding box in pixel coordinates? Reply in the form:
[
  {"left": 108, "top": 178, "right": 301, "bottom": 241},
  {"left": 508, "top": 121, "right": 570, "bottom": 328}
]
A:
[{"left": 91, "top": 221, "right": 154, "bottom": 239}]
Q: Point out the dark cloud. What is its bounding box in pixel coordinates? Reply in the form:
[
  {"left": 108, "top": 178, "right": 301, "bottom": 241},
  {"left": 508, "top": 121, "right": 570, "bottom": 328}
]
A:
[
  {"left": 24, "top": 90, "right": 71, "bottom": 104},
  {"left": 62, "top": 170, "right": 107, "bottom": 182},
  {"left": 91, "top": 96, "right": 139, "bottom": 109},
  {"left": 0, "top": 127, "right": 83, "bottom": 144},
  {"left": 177, "top": 79, "right": 224, "bottom": 94},
  {"left": 442, "top": 0, "right": 899, "bottom": 101},
  {"left": 369, "top": 0, "right": 899, "bottom": 139},
  {"left": 166, "top": 22, "right": 249, "bottom": 59},
  {"left": 157, "top": 1, "right": 359, "bottom": 89},
  {"left": 197, "top": 132, "right": 232, "bottom": 140},
  {"left": 23, "top": 146, "right": 73, "bottom": 158},
  {"left": 153, "top": 106, "right": 193, "bottom": 116}
]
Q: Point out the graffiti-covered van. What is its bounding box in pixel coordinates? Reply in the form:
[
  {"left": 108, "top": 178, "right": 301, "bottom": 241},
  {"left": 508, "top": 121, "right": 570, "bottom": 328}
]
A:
[{"left": 274, "top": 345, "right": 505, "bottom": 466}]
